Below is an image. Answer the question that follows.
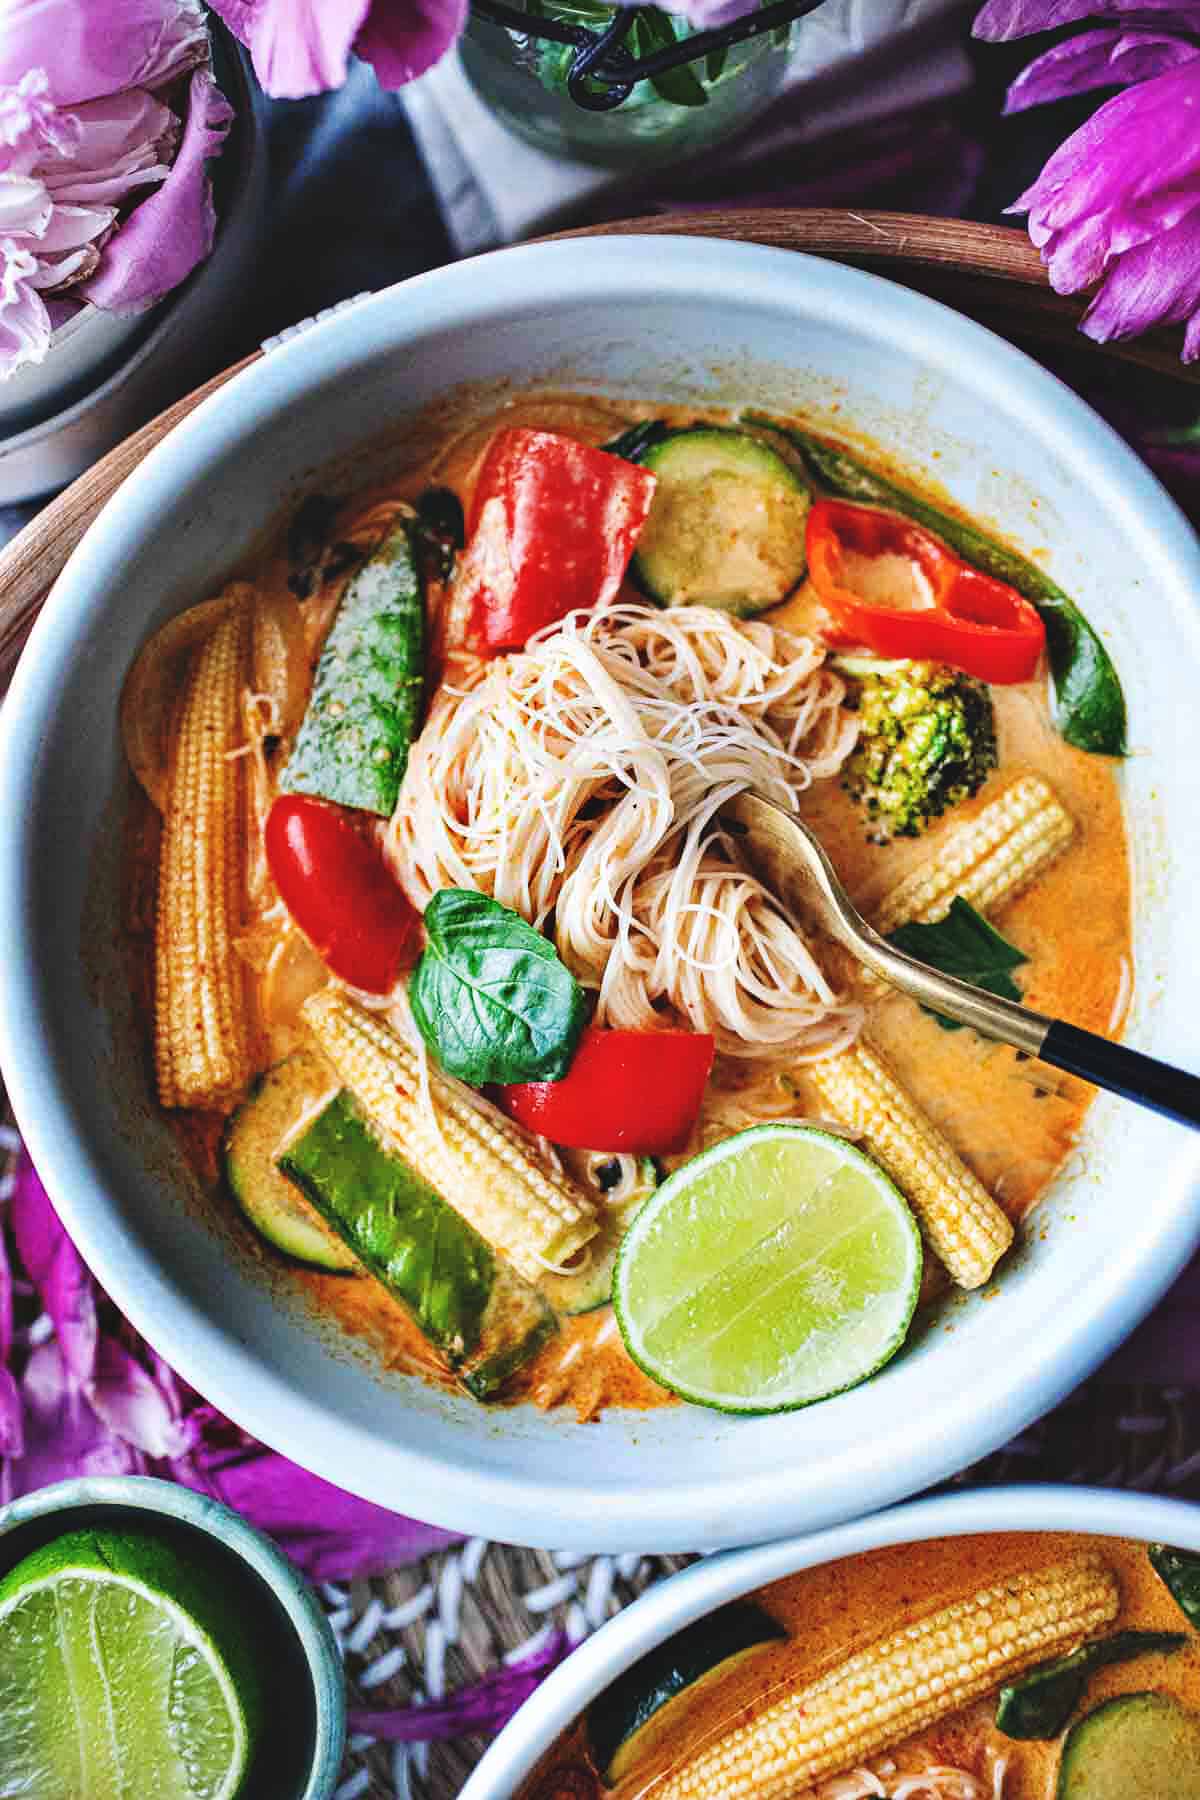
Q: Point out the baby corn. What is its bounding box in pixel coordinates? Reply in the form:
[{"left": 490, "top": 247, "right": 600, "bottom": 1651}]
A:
[
  {"left": 654, "top": 1552, "right": 1119, "bottom": 1800},
  {"left": 872, "top": 774, "right": 1075, "bottom": 938},
  {"left": 154, "top": 605, "right": 253, "bottom": 1110},
  {"left": 301, "top": 989, "right": 598, "bottom": 1282},
  {"left": 810, "top": 1042, "right": 1012, "bottom": 1288}
]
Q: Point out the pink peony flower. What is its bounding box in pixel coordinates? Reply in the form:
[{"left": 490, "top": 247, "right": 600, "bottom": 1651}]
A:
[
  {"left": 1002, "top": 26, "right": 1200, "bottom": 111},
  {"left": 0, "top": 0, "right": 211, "bottom": 104},
  {"left": 976, "top": 3, "right": 1200, "bottom": 360},
  {"left": 976, "top": 2, "right": 1200, "bottom": 34},
  {"left": 0, "top": 0, "right": 233, "bottom": 379},
  {"left": 207, "top": 0, "right": 469, "bottom": 98},
  {"left": 78, "top": 69, "right": 234, "bottom": 313}
]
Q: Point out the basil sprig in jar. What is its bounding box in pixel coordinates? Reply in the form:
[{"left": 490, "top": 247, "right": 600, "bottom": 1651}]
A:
[{"left": 459, "top": 0, "right": 801, "bottom": 164}]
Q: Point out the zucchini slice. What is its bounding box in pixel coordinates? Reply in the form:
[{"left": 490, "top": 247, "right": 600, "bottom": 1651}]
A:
[
  {"left": 633, "top": 429, "right": 810, "bottom": 616},
  {"left": 279, "top": 1091, "right": 556, "bottom": 1400},
  {"left": 280, "top": 518, "right": 424, "bottom": 816},
  {"left": 224, "top": 1050, "right": 358, "bottom": 1272},
  {"left": 539, "top": 1156, "right": 658, "bottom": 1316},
  {"left": 588, "top": 1600, "right": 785, "bottom": 1783},
  {"left": 1057, "top": 1693, "right": 1200, "bottom": 1798}
]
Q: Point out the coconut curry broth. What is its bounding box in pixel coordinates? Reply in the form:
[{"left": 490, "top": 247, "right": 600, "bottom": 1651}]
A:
[
  {"left": 517, "top": 1534, "right": 1200, "bottom": 1800},
  {"left": 128, "top": 392, "right": 1131, "bottom": 1415}
]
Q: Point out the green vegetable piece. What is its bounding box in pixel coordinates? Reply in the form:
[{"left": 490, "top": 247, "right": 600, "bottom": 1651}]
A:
[
  {"left": 750, "top": 416, "right": 1127, "bottom": 756},
  {"left": 281, "top": 519, "right": 425, "bottom": 816},
  {"left": 839, "top": 658, "right": 997, "bottom": 840},
  {"left": 1057, "top": 1692, "right": 1200, "bottom": 1798},
  {"left": 635, "top": 427, "right": 811, "bottom": 615},
  {"left": 1148, "top": 1543, "right": 1200, "bottom": 1628},
  {"left": 280, "top": 1091, "right": 556, "bottom": 1399},
  {"left": 705, "top": 42, "right": 728, "bottom": 81},
  {"left": 996, "top": 1631, "right": 1186, "bottom": 1741},
  {"left": 636, "top": 9, "right": 709, "bottom": 108},
  {"left": 224, "top": 1050, "right": 358, "bottom": 1272},
  {"left": 588, "top": 1601, "right": 785, "bottom": 1782},
  {"left": 409, "top": 888, "right": 587, "bottom": 1086},
  {"left": 889, "top": 896, "right": 1027, "bottom": 1032}
]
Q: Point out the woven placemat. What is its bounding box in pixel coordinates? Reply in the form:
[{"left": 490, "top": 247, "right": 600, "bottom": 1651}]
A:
[{"left": 3, "top": 1094, "right": 1197, "bottom": 1800}]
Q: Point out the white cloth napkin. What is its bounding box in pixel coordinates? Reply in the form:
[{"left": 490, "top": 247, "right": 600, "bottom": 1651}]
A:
[{"left": 402, "top": 0, "right": 973, "bottom": 254}]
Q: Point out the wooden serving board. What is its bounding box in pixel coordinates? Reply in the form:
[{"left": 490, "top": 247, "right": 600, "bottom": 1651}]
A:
[{"left": 0, "top": 209, "right": 1190, "bottom": 694}]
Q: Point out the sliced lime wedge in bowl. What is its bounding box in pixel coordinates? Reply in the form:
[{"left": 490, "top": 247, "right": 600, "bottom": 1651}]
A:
[
  {"left": 613, "top": 1124, "right": 922, "bottom": 1414},
  {"left": 0, "top": 1526, "right": 263, "bottom": 1800}
]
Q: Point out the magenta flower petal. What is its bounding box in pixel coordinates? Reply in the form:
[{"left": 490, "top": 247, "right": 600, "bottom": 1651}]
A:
[
  {"left": 349, "top": 1632, "right": 571, "bottom": 1742},
  {"left": 0, "top": 68, "right": 81, "bottom": 168},
  {"left": 10, "top": 1342, "right": 142, "bottom": 1496},
  {"left": 354, "top": 0, "right": 470, "bottom": 88},
  {"left": 0, "top": 1215, "right": 13, "bottom": 1367},
  {"left": 976, "top": 1, "right": 1200, "bottom": 39},
  {"left": 176, "top": 1436, "right": 462, "bottom": 1580},
  {"left": 206, "top": 0, "right": 372, "bottom": 99},
  {"left": 43, "top": 90, "right": 177, "bottom": 209},
  {"left": 1010, "top": 59, "right": 1200, "bottom": 299},
  {"left": 0, "top": 0, "right": 211, "bottom": 106},
  {"left": 1004, "top": 28, "right": 1200, "bottom": 113},
  {"left": 0, "top": 1226, "right": 21, "bottom": 1459},
  {"left": 9, "top": 1151, "right": 97, "bottom": 1391},
  {"left": 78, "top": 67, "right": 233, "bottom": 314},
  {"left": 0, "top": 1367, "right": 23, "bottom": 1460},
  {"left": 0, "top": 172, "right": 52, "bottom": 235},
  {"left": 1081, "top": 204, "right": 1200, "bottom": 356},
  {"left": 0, "top": 241, "right": 51, "bottom": 374},
  {"left": 87, "top": 1335, "right": 195, "bottom": 1459}
]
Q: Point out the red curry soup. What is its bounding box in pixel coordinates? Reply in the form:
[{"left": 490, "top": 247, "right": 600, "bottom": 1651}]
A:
[
  {"left": 120, "top": 394, "right": 1131, "bottom": 1418},
  {"left": 515, "top": 1532, "right": 1200, "bottom": 1800}
]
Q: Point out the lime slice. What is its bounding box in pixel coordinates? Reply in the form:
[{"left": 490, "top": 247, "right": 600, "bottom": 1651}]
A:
[
  {"left": 613, "top": 1124, "right": 922, "bottom": 1413},
  {"left": 0, "top": 1526, "right": 262, "bottom": 1800}
]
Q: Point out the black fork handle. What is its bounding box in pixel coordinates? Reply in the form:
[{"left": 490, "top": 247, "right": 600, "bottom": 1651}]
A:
[{"left": 1041, "top": 1021, "right": 1200, "bottom": 1131}]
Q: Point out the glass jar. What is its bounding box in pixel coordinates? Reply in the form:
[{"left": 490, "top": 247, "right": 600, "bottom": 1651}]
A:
[{"left": 458, "top": 0, "right": 794, "bottom": 167}]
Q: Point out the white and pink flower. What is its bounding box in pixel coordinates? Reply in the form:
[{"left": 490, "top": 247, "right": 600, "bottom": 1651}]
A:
[{"left": 0, "top": 0, "right": 234, "bottom": 380}]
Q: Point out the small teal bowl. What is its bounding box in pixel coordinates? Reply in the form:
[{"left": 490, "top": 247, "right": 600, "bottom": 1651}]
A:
[{"left": 0, "top": 1474, "right": 346, "bottom": 1800}]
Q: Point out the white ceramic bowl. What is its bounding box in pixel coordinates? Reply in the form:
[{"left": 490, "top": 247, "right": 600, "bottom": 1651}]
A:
[
  {"left": 2, "top": 239, "right": 1199, "bottom": 1552},
  {"left": 459, "top": 1485, "right": 1200, "bottom": 1799}
]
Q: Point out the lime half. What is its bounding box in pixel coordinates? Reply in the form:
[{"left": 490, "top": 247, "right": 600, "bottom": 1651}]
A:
[
  {"left": 0, "top": 1526, "right": 262, "bottom": 1800},
  {"left": 613, "top": 1124, "right": 922, "bottom": 1413}
]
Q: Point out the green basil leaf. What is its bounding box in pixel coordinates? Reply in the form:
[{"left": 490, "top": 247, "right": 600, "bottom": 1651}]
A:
[
  {"left": 745, "top": 415, "right": 1127, "bottom": 757},
  {"left": 638, "top": 9, "right": 709, "bottom": 107},
  {"left": 888, "top": 897, "right": 1027, "bottom": 1032},
  {"left": 705, "top": 43, "right": 728, "bottom": 81},
  {"left": 1149, "top": 1544, "right": 1200, "bottom": 1628},
  {"left": 409, "top": 889, "right": 587, "bottom": 1085},
  {"left": 996, "top": 1630, "right": 1186, "bottom": 1740}
]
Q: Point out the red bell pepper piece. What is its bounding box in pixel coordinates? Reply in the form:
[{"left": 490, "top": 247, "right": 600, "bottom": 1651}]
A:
[
  {"left": 806, "top": 498, "right": 1045, "bottom": 684},
  {"left": 500, "top": 1025, "right": 715, "bottom": 1154},
  {"left": 265, "top": 794, "right": 419, "bottom": 995},
  {"left": 459, "top": 428, "right": 657, "bottom": 652}
]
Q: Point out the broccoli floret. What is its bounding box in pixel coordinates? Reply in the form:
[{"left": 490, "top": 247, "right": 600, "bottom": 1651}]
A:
[{"left": 837, "top": 658, "right": 997, "bottom": 841}]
